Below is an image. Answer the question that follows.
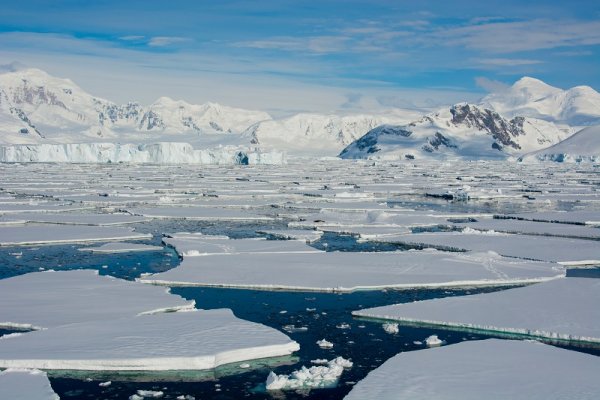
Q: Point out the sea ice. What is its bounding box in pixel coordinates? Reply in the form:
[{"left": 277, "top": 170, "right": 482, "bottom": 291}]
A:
[
  {"left": 0, "top": 270, "right": 193, "bottom": 330},
  {"left": 127, "top": 206, "right": 274, "bottom": 221},
  {"left": 0, "top": 368, "right": 59, "bottom": 400},
  {"left": 140, "top": 249, "right": 564, "bottom": 292},
  {"left": 266, "top": 357, "right": 352, "bottom": 390},
  {"left": 455, "top": 218, "right": 600, "bottom": 239},
  {"left": 79, "top": 242, "right": 164, "bottom": 253},
  {"left": 344, "top": 340, "right": 600, "bottom": 400},
  {"left": 353, "top": 278, "right": 600, "bottom": 343},
  {"left": 0, "top": 224, "right": 151, "bottom": 246},
  {"left": 375, "top": 232, "right": 600, "bottom": 266},
  {"left": 0, "top": 309, "right": 299, "bottom": 371}
]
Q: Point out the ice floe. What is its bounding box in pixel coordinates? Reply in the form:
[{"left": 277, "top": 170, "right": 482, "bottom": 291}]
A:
[
  {"left": 344, "top": 339, "right": 600, "bottom": 400},
  {"left": 78, "top": 242, "right": 164, "bottom": 253},
  {"left": 375, "top": 232, "right": 600, "bottom": 266},
  {"left": 353, "top": 278, "right": 600, "bottom": 344},
  {"left": 0, "top": 368, "right": 59, "bottom": 400},
  {"left": 128, "top": 206, "right": 274, "bottom": 221},
  {"left": 0, "top": 225, "right": 151, "bottom": 246},
  {"left": 455, "top": 218, "right": 600, "bottom": 239},
  {"left": 140, "top": 249, "right": 564, "bottom": 291}
]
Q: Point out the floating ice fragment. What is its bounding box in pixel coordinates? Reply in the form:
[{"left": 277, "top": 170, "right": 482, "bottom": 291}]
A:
[
  {"left": 265, "top": 357, "right": 352, "bottom": 391},
  {"left": 239, "top": 363, "right": 250, "bottom": 369},
  {"left": 382, "top": 323, "right": 399, "bottom": 334},
  {"left": 336, "top": 323, "right": 351, "bottom": 329},
  {"left": 99, "top": 381, "right": 112, "bottom": 387},
  {"left": 425, "top": 335, "right": 443, "bottom": 347},
  {"left": 317, "top": 339, "right": 334, "bottom": 349},
  {"left": 136, "top": 389, "right": 164, "bottom": 398}
]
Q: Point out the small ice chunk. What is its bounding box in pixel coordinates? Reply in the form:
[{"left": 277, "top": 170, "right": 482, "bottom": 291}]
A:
[
  {"left": 382, "top": 323, "right": 399, "bottom": 334},
  {"left": 266, "top": 357, "right": 352, "bottom": 391},
  {"left": 317, "top": 339, "right": 334, "bottom": 349},
  {"left": 136, "top": 389, "right": 164, "bottom": 398},
  {"left": 425, "top": 335, "right": 443, "bottom": 347},
  {"left": 336, "top": 323, "right": 351, "bottom": 329},
  {"left": 239, "top": 363, "right": 250, "bottom": 369},
  {"left": 99, "top": 381, "right": 112, "bottom": 387}
]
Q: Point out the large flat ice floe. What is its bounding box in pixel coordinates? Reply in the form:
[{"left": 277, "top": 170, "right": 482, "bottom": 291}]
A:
[
  {"left": 497, "top": 211, "right": 600, "bottom": 226},
  {"left": 0, "top": 271, "right": 299, "bottom": 371},
  {"left": 140, "top": 250, "right": 564, "bottom": 292},
  {"left": 128, "top": 206, "right": 274, "bottom": 221},
  {"left": 0, "top": 309, "right": 299, "bottom": 371},
  {"left": 0, "top": 224, "right": 151, "bottom": 246},
  {"left": 0, "top": 270, "right": 194, "bottom": 330},
  {"left": 13, "top": 213, "right": 150, "bottom": 226},
  {"left": 455, "top": 218, "right": 600, "bottom": 239},
  {"left": 163, "top": 236, "right": 322, "bottom": 257},
  {"left": 344, "top": 339, "right": 600, "bottom": 400},
  {"left": 353, "top": 278, "right": 600, "bottom": 344},
  {"left": 0, "top": 368, "right": 59, "bottom": 400},
  {"left": 78, "top": 242, "right": 164, "bottom": 253},
  {"left": 0, "top": 142, "right": 286, "bottom": 165},
  {"left": 375, "top": 232, "right": 600, "bottom": 266}
]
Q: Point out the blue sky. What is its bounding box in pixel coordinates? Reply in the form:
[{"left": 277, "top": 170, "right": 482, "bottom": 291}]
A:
[{"left": 1, "top": 0, "right": 599, "bottom": 115}]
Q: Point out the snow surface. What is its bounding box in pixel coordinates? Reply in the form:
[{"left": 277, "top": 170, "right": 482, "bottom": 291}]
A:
[
  {"left": 353, "top": 278, "right": 600, "bottom": 343},
  {"left": 0, "top": 270, "right": 193, "bottom": 330},
  {"left": 0, "top": 369, "right": 59, "bottom": 400},
  {"left": 521, "top": 125, "right": 600, "bottom": 162},
  {"left": 140, "top": 249, "right": 564, "bottom": 292},
  {"left": 344, "top": 339, "right": 600, "bottom": 400},
  {"left": 496, "top": 211, "right": 600, "bottom": 226},
  {"left": 481, "top": 76, "right": 600, "bottom": 126},
  {"left": 0, "top": 309, "right": 299, "bottom": 371},
  {"left": 128, "top": 206, "right": 274, "bottom": 221},
  {"left": 10, "top": 213, "right": 150, "bottom": 226},
  {"left": 375, "top": 232, "right": 600, "bottom": 266},
  {"left": 0, "top": 224, "right": 151, "bottom": 246}
]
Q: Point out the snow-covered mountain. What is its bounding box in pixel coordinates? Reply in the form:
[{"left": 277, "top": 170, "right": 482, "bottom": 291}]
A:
[
  {"left": 520, "top": 125, "right": 600, "bottom": 163},
  {"left": 481, "top": 77, "right": 600, "bottom": 127},
  {"left": 242, "top": 110, "right": 421, "bottom": 156},
  {"left": 339, "top": 103, "right": 568, "bottom": 160},
  {"left": 0, "top": 68, "right": 271, "bottom": 145}
]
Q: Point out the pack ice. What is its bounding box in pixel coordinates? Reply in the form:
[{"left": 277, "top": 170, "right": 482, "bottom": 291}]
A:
[
  {"left": 0, "top": 270, "right": 298, "bottom": 371},
  {"left": 344, "top": 339, "right": 600, "bottom": 400},
  {"left": 353, "top": 278, "right": 600, "bottom": 344}
]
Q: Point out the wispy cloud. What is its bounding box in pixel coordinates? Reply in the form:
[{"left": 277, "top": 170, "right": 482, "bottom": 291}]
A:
[
  {"left": 475, "top": 77, "right": 510, "bottom": 92},
  {"left": 476, "top": 58, "right": 542, "bottom": 66},
  {"left": 148, "top": 36, "right": 190, "bottom": 47}
]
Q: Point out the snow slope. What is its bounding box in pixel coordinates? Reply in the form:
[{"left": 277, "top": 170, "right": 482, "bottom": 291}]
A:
[
  {"left": 481, "top": 77, "right": 600, "bottom": 126},
  {"left": 344, "top": 339, "right": 600, "bottom": 400},
  {"left": 520, "top": 125, "right": 600, "bottom": 162},
  {"left": 339, "top": 104, "right": 567, "bottom": 160}
]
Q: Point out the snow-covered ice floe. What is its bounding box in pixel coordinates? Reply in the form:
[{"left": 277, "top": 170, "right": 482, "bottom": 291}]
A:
[
  {"left": 163, "top": 236, "right": 321, "bottom": 257},
  {"left": 374, "top": 232, "right": 600, "bottom": 266},
  {"left": 266, "top": 357, "right": 352, "bottom": 391},
  {"left": 0, "top": 270, "right": 193, "bottom": 330},
  {"left": 0, "top": 309, "right": 299, "bottom": 371},
  {"left": 0, "top": 368, "right": 59, "bottom": 400},
  {"left": 0, "top": 224, "right": 151, "bottom": 246},
  {"left": 0, "top": 270, "right": 298, "bottom": 371},
  {"left": 78, "top": 242, "right": 164, "bottom": 253},
  {"left": 353, "top": 278, "right": 600, "bottom": 344},
  {"left": 455, "top": 218, "right": 600, "bottom": 239},
  {"left": 0, "top": 142, "right": 286, "bottom": 165},
  {"left": 13, "top": 213, "right": 150, "bottom": 226},
  {"left": 257, "top": 229, "right": 324, "bottom": 243},
  {"left": 139, "top": 249, "right": 564, "bottom": 292},
  {"left": 496, "top": 211, "right": 600, "bottom": 226},
  {"left": 343, "top": 339, "right": 600, "bottom": 400},
  {"left": 127, "top": 206, "right": 275, "bottom": 221}
]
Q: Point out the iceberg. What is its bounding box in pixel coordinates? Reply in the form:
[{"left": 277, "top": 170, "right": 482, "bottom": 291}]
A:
[{"left": 344, "top": 339, "right": 600, "bottom": 400}]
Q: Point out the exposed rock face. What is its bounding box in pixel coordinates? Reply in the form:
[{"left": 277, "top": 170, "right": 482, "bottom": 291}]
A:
[{"left": 450, "top": 104, "right": 523, "bottom": 149}]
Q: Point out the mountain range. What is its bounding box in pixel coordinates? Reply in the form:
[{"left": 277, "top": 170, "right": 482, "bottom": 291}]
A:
[{"left": 1, "top": 66, "right": 599, "bottom": 161}]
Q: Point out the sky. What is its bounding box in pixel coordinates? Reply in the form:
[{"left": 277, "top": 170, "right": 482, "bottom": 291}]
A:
[{"left": 0, "top": 0, "right": 599, "bottom": 116}]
